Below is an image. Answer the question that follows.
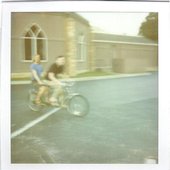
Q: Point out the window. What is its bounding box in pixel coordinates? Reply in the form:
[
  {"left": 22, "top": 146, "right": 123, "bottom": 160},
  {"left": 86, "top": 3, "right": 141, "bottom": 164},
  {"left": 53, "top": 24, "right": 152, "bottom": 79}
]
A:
[
  {"left": 22, "top": 24, "right": 47, "bottom": 61},
  {"left": 77, "top": 34, "right": 87, "bottom": 61}
]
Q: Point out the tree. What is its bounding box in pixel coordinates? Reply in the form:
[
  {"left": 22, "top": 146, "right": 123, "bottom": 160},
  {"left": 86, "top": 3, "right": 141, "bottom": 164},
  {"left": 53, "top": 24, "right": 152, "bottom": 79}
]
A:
[{"left": 138, "top": 13, "right": 158, "bottom": 41}]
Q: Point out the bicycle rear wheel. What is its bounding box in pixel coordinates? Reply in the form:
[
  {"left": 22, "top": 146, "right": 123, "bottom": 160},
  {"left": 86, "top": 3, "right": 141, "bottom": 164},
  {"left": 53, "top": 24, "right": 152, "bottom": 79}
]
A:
[
  {"left": 28, "top": 90, "right": 42, "bottom": 112},
  {"left": 67, "top": 95, "right": 89, "bottom": 116}
]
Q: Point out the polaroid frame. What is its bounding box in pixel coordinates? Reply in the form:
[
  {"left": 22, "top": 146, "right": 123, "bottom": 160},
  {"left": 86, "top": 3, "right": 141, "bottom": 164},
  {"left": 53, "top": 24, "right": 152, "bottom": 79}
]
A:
[{"left": 1, "top": 1, "right": 170, "bottom": 170}]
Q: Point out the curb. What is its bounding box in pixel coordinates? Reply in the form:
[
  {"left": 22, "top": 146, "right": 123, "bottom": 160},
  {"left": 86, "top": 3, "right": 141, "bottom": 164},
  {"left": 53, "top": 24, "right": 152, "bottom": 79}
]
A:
[{"left": 11, "top": 72, "right": 152, "bottom": 85}]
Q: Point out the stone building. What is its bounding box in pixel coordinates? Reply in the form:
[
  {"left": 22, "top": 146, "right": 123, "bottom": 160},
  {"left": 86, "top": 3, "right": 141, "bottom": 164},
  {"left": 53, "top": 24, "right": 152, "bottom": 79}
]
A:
[
  {"left": 11, "top": 12, "right": 91, "bottom": 77},
  {"left": 92, "top": 33, "right": 158, "bottom": 73},
  {"left": 11, "top": 12, "right": 158, "bottom": 78}
]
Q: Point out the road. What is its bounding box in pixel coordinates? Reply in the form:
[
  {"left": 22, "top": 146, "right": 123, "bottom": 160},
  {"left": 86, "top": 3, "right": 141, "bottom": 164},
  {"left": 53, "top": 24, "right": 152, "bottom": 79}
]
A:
[{"left": 11, "top": 73, "right": 158, "bottom": 163}]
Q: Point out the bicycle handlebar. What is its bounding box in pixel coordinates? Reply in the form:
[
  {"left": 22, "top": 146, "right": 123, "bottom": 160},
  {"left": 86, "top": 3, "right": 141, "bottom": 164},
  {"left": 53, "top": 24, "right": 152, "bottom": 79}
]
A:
[
  {"left": 36, "top": 79, "right": 75, "bottom": 88},
  {"left": 60, "top": 80, "right": 75, "bottom": 87}
]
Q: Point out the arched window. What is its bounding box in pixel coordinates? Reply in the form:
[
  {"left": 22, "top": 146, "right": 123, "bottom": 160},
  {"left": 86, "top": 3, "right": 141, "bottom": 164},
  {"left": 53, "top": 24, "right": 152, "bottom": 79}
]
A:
[
  {"left": 77, "top": 33, "right": 86, "bottom": 61},
  {"left": 22, "top": 24, "right": 48, "bottom": 61}
]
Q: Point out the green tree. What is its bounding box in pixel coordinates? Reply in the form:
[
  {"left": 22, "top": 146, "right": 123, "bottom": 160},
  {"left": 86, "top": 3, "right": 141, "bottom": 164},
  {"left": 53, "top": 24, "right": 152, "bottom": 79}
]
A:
[{"left": 138, "top": 13, "right": 158, "bottom": 41}]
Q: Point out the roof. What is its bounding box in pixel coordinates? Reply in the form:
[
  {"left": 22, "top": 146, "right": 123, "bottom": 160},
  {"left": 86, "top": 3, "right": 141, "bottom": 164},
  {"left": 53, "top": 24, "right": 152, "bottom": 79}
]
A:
[
  {"left": 93, "top": 33, "right": 158, "bottom": 46},
  {"left": 46, "top": 12, "right": 89, "bottom": 26},
  {"left": 69, "top": 13, "right": 90, "bottom": 26}
]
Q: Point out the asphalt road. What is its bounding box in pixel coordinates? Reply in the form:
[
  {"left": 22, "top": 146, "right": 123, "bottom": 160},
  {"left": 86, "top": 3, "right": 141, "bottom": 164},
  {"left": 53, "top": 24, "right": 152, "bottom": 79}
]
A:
[{"left": 11, "top": 73, "right": 158, "bottom": 164}]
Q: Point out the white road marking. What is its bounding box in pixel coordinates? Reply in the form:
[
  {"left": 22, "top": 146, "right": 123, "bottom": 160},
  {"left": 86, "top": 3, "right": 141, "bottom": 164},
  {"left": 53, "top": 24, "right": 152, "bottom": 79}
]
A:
[{"left": 11, "top": 107, "right": 60, "bottom": 139}]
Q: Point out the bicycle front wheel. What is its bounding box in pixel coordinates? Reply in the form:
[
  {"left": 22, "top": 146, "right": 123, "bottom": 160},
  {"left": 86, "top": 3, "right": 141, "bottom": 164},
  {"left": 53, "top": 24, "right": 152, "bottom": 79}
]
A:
[{"left": 68, "top": 95, "right": 89, "bottom": 117}]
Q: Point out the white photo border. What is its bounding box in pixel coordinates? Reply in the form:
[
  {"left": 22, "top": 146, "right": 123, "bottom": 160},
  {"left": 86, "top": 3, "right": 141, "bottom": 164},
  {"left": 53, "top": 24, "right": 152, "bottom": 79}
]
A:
[{"left": 1, "top": 1, "right": 170, "bottom": 170}]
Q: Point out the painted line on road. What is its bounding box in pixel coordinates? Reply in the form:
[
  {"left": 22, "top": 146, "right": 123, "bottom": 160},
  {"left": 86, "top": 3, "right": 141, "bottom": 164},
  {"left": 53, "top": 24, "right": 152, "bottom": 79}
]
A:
[{"left": 11, "top": 107, "right": 60, "bottom": 139}]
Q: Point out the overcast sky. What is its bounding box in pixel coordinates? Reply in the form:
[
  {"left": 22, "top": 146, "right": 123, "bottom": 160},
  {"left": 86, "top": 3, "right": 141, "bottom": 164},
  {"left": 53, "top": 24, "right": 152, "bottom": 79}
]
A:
[{"left": 78, "top": 12, "right": 149, "bottom": 36}]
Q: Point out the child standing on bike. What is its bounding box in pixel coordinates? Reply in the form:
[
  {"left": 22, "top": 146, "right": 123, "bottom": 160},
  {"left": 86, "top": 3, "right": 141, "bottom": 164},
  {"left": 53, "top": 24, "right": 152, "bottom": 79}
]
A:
[{"left": 30, "top": 54, "right": 48, "bottom": 105}]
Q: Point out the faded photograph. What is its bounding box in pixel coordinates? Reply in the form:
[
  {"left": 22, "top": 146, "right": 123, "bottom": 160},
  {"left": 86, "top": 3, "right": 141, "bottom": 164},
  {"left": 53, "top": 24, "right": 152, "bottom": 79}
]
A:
[
  {"left": 2, "top": 0, "right": 169, "bottom": 1},
  {"left": 11, "top": 12, "right": 158, "bottom": 164}
]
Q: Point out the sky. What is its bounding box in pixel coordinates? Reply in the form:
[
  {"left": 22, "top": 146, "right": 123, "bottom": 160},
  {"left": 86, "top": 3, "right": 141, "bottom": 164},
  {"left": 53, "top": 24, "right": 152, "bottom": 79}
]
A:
[{"left": 78, "top": 12, "right": 149, "bottom": 36}]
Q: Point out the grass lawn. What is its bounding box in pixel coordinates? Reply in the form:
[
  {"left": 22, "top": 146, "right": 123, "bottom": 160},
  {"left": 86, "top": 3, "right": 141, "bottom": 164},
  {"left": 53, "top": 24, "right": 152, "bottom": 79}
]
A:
[
  {"left": 11, "top": 70, "right": 115, "bottom": 81},
  {"left": 73, "top": 70, "right": 113, "bottom": 78}
]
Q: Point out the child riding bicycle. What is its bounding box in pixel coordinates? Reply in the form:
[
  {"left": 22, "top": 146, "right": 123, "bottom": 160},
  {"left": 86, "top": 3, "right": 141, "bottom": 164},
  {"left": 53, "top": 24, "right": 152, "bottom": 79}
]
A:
[
  {"left": 30, "top": 55, "right": 67, "bottom": 106},
  {"left": 30, "top": 54, "right": 48, "bottom": 105},
  {"left": 29, "top": 55, "right": 89, "bottom": 115}
]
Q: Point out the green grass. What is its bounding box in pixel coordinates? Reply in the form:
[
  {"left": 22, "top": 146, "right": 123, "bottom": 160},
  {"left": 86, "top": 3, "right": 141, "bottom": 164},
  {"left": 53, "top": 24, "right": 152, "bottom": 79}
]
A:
[
  {"left": 73, "top": 70, "right": 113, "bottom": 78},
  {"left": 11, "top": 77, "right": 31, "bottom": 81},
  {"left": 11, "top": 70, "right": 115, "bottom": 81}
]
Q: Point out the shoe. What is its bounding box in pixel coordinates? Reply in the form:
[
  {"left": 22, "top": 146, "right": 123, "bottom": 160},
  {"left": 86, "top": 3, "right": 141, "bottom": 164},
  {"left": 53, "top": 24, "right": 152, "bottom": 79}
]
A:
[
  {"left": 50, "top": 101, "right": 59, "bottom": 107},
  {"left": 34, "top": 100, "right": 45, "bottom": 106}
]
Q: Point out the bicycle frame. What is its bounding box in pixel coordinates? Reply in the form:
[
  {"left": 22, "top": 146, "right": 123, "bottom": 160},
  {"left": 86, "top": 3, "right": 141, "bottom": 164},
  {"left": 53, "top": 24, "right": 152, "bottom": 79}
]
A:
[
  {"left": 58, "top": 81, "right": 79, "bottom": 105},
  {"left": 28, "top": 80, "right": 89, "bottom": 116}
]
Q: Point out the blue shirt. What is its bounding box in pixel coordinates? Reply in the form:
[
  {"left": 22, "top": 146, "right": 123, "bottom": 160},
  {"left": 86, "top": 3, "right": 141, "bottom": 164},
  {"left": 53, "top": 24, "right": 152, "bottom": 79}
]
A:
[{"left": 30, "top": 63, "right": 43, "bottom": 81}]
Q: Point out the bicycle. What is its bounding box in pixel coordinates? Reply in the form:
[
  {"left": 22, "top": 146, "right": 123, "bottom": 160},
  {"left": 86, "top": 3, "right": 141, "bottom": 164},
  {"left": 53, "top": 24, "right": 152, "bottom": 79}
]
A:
[{"left": 28, "top": 80, "right": 89, "bottom": 117}]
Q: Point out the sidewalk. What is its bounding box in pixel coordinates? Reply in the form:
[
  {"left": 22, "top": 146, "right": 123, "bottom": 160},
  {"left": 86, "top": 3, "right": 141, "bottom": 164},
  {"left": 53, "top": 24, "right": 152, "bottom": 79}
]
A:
[{"left": 11, "top": 72, "right": 152, "bottom": 85}]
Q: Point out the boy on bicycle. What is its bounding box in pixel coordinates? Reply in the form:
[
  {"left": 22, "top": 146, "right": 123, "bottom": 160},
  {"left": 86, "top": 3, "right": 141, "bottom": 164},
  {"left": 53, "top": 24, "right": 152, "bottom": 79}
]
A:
[{"left": 44, "top": 55, "right": 66, "bottom": 106}]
